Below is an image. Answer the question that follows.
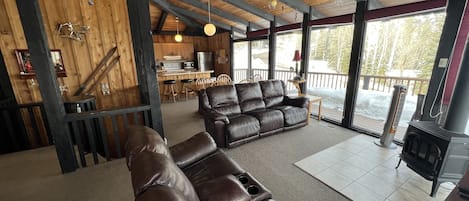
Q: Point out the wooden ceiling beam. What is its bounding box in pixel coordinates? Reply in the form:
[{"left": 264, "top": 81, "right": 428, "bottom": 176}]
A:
[
  {"left": 154, "top": 11, "right": 168, "bottom": 34},
  {"left": 150, "top": 0, "right": 199, "bottom": 28},
  {"left": 171, "top": 6, "right": 246, "bottom": 36},
  {"left": 278, "top": 0, "right": 325, "bottom": 19},
  {"left": 179, "top": 0, "right": 264, "bottom": 30},
  {"left": 224, "top": 0, "right": 289, "bottom": 26}
]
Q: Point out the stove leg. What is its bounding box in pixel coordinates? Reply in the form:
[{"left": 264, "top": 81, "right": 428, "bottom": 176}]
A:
[{"left": 395, "top": 158, "right": 402, "bottom": 169}]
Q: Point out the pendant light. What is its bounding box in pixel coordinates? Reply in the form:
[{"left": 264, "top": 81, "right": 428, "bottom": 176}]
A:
[
  {"left": 174, "top": 17, "right": 183, "bottom": 42},
  {"left": 204, "top": 0, "right": 216, "bottom": 36},
  {"left": 269, "top": 0, "right": 278, "bottom": 9}
]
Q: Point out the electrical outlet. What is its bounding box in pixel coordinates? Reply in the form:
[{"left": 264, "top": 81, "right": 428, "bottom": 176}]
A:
[{"left": 438, "top": 58, "right": 448, "bottom": 68}]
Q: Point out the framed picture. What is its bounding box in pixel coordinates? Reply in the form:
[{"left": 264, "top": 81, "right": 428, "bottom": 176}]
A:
[{"left": 15, "top": 49, "right": 67, "bottom": 79}]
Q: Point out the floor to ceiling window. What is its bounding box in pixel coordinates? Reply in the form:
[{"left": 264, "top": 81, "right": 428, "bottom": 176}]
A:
[
  {"left": 275, "top": 31, "right": 302, "bottom": 94},
  {"left": 233, "top": 41, "right": 249, "bottom": 82},
  {"left": 352, "top": 12, "right": 446, "bottom": 141},
  {"left": 306, "top": 25, "right": 354, "bottom": 122},
  {"left": 251, "top": 39, "right": 269, "bottom": 80}
]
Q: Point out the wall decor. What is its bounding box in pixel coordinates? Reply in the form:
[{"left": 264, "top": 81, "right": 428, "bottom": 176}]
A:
[{"left": 15, "top": 49, "right": 67, "bottom": 79}]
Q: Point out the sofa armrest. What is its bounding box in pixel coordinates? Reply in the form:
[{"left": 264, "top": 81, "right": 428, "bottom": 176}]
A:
[
  {"left": 170, "top": 132, "right": 218, "bottom": 169},
  {"left": 284, "top": 96, "right": 309, "bottom": 108},
  {"left": 196, "top": 175, "right": 251, "bottom": 201},
  {"left": 204, "top": 109, "right": 230, "bottom": 124}
]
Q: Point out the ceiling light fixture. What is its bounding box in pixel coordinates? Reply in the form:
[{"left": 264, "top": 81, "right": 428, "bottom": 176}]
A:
[
  {"left": 269, "top": 0, "right": 278, "bottom": 9},
  {"left": 204, "top": 0, "right": 216, "bottom": 36},
  {"left": 174, "top": 17, "right": 183, "bottom": 42}
]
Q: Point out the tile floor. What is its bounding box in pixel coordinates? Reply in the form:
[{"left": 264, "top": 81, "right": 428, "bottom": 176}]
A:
[{"left": 295, "top": 134, "right": 455, "bottom": 201}]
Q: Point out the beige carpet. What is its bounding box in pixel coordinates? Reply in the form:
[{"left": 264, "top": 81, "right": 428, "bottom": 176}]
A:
[{"left": 0, "top": 99, "right": 358, "bottom": 201}]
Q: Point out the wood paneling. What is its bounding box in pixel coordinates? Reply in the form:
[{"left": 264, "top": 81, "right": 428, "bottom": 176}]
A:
[
  {"left": 153, "top": 35, "right": 209, "bottom": 53},
  {"left": 208, "top": 32, "right": 231, "bottom": 76},
  {"left": 0, "top": 0, "right": 139, "bottom": 108},
  {"left": 154, "top": 43, "right": 195, "bottom": 61}
]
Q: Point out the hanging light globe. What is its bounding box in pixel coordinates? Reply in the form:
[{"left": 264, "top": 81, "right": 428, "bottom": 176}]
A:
[
  {"left": 204, "top": 23, "right": 216, "bottom": 36},
  {"left": 174, "top": 33, "right": 183, "bottom": 42}
]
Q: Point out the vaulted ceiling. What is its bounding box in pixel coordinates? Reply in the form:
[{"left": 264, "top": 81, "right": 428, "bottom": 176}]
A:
[{"left": 149, "top": 0, "right": 426, "bottom": 38}]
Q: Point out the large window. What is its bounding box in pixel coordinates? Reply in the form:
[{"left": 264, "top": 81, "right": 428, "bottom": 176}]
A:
[
  {"left": 306, "top": 25, "right": 354, "bottom": 122},
  {"left": 353, "top": 12, "right": 446, "bottom": 141},
  {"left": 275, "top": 31, "right": 302, "bottom": 94},
  {"left": 251, "top": 39, "right": 269, "bottom": 80},
  {"left": 233, "top": 41, "right": 249, "bottom": 82}
]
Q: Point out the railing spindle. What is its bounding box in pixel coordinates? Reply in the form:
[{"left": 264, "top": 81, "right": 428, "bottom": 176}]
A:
[
  {"left": 98, "top": 117, "right": 111, "bottom": 161},
  {"left": 111, "top": 116, "right": 122, "bottom": 158},
  {"left": 71, "top": 121, "right": 87, "bottom": 167},
  {"left": 84, "top": 119, "right": 99, "bottom": 164}
]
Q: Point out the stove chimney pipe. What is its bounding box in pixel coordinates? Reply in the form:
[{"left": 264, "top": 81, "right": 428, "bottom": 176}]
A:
[{"left": 444, "top": 38, "right": 469, "bottom": 133}]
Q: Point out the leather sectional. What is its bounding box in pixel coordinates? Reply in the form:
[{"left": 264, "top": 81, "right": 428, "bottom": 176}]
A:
[
  {"left": 199, "top": 79, "right": 309, "bottom": 148},
  {"left": 125, "top": 125, "right": 274, "bottom": 201}
]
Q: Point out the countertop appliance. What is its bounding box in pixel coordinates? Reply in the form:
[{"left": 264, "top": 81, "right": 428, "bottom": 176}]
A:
[{"left": 196, "top": 52, "right": 213, "bottom": 71}]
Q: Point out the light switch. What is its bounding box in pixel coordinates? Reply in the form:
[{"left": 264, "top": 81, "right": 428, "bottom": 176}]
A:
[{"left": 438, "top": 58, "right": 448, "bottom": 68}]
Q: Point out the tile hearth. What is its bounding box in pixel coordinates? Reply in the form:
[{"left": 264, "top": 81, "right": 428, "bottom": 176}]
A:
[{"left": 295, "top": 135, "right": 455, "bottom": 201}]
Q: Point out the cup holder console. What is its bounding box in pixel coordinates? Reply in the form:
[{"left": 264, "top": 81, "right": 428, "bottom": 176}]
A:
[{"left": 236, "top": 172, "right": 272, "bottom": 201}]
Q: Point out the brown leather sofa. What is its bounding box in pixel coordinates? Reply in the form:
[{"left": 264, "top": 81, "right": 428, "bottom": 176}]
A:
[
  {"left": 199, "top": 79, "right": 309, "bottom": 148},
  {"left": 125, "top": 125, "right": 274, "bottom": 201}
]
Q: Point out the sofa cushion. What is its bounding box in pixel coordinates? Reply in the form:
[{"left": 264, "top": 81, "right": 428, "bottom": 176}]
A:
[
  {"left": 259, "top": 80, "right": 286, "bottom": 108},
  {"left": 226, "top": 114, "right": 260, "bottom": 142},
  {"left": 206, "top": 85, "right": 241, "bottom": 115},
  {"left": 183, "top": 150, "right": 245, "bottom": 187},
  {"left": 247, "top": 109, "right": 284, "bottom": 133},
  {"left": 272, "top": 105, "right": 308, "bottom": 126},
  {"left": 170, "top": 132, "right": 217, "bottom": 169},
  {"left": 130, "top": 151, "right": 200, "bottom": 201},
  {"left": 136, "top": 186, "right": 187, "bottom": 201},
  {"left": 196, "top": 175, "right": 251, "bottom": 201},
  {"left": 125, "top": 126, "right": 171, "bottom": 170},
  {"left": 235, "top": 82, "right": 266, "bottom": 113}
]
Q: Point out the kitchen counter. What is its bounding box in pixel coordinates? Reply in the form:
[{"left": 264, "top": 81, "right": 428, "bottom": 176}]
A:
[{"left": 157, "top": 70, "right": 213, "bottom": 99}]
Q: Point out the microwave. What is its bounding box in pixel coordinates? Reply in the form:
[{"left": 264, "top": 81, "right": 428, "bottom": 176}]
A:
[{"left": 183, "top": 61, "right": 195, "bottom": 68}]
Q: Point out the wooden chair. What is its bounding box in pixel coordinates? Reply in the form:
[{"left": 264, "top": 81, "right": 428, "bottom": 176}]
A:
[
  {"left": 195, "top": 78, "right": 214, "bottom": 90},
  {"left": 215, "top": 74, "right": 232, "bottom": 86},
  {"left": 252, "top": 74, "right": 263, "bottom": 82}
]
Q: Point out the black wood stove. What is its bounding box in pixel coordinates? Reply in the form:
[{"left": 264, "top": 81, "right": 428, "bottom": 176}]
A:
[{"left": 397, "top": 121, "right": 469, "bottom": 197}]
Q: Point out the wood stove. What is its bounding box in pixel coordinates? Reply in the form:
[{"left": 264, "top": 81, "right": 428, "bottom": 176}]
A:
[{"left": 397, "top": 121, "right": 469, "bottom": 197}]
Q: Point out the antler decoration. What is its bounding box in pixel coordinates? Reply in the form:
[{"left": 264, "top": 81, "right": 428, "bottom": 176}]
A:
[{"left": 57, "top": 22, "right": 90, "bottom": 41}]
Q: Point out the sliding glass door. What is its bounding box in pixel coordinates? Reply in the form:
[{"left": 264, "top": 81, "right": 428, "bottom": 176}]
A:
[{"left": 352, "top": 12, "right": 445, "bottom": 141}]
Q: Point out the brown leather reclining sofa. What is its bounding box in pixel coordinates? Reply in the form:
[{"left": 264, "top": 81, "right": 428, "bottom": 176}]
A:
[
  {"left": 125, "top": 125, "right": 274, "bottom": 201},
  {"left": 199, "top": 79, "right": 309, "bottom": 148}
]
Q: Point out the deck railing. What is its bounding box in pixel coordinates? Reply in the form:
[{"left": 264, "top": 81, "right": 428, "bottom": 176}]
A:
[
  {"left": 64, "top": 105, "right": 152, "bottom": 167},
  {"left": 234, "top": 69, "right": 429, "bottom": 96}
]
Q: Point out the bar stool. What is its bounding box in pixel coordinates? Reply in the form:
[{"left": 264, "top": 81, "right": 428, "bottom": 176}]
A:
[
  {"left": 180, "top": 79, "right": 195, "bottom": 101},
  {"left": 163, "top": 80, "right": 178, "bottom": 102}
]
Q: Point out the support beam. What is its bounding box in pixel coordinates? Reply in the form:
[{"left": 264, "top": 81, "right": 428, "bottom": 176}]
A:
[
  {"left": 422, "top": 0, "right": 467, "bottom": 121},
  {"left": 127, "top": 0, "right": 165, "bottom": 136},
  {"left": 342, "top": 0, "right": 368, "bottom": 128},
  {"left": 300, "top": 9, "right": 312, "bottom": 93},
  {"left": 151, "top": 0, "right": 199, "bottom": 28},
  {"left": 180, "top": 0, "right": 263, "bottom": 30},
  {"left": 225, "top": 0, "right": 289, "bottom": 25},
  {"left": 229, "top": 28, "right": 234, "bottom": 78},
  {"left": 171, "top": 6, "right": 246, "bottom": 36},
  {"left": 16, "top": 0, "right": 77, "bottom": 173},
  {"left": 247, "top": 23, "right": 253, "bottom": 79},
  {"left": 268, "top": 17, "right": 276, "bottom": 79},
  {"left": 278, "top": 0, "right": 325, "bottom": 19},
  {"left": 153, "top": 11, "right": 168, "bottom": 34}
]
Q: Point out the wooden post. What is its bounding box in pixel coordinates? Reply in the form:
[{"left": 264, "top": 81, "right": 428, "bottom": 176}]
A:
[
  {"left": 268, "top": 16, "right": 276, "bottom": 79},
  {"left": 300, "top": 9, "right": 312, "bottom": 93},
  {"left": 127, "top": 0, "right": 164, "bottom": 136},
  {"left": 16, "top": 0, "right": 78, "bottom": 173},
  {"left": 247, "top": 23, "right": 252, "bottom": 79},
  {"left": 342, "top": 0, "right": 368, "bottom": 128}
]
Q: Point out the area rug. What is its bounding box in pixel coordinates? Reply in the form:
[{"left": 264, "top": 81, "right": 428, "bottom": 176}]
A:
[{"left": 294, "top": 134, "right": 454, "bottom": 201}]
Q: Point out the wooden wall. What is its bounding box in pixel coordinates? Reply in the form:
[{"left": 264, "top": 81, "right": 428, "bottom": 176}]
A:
[
  {"left": 208, "top": 32, "right": 231, "bottom": 76},
  {"left": 0, "top": 0, "right": 139, "bottom": 108}
]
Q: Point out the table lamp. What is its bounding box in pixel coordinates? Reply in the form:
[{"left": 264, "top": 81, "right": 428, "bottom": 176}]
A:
[{"left": 292, "top": 50, "right": 302, "bottom": 80}]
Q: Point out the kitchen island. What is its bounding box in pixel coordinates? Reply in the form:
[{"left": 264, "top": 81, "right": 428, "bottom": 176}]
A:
[{"left": 157, "top": 70, "right": 213, "bottom": 99}]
